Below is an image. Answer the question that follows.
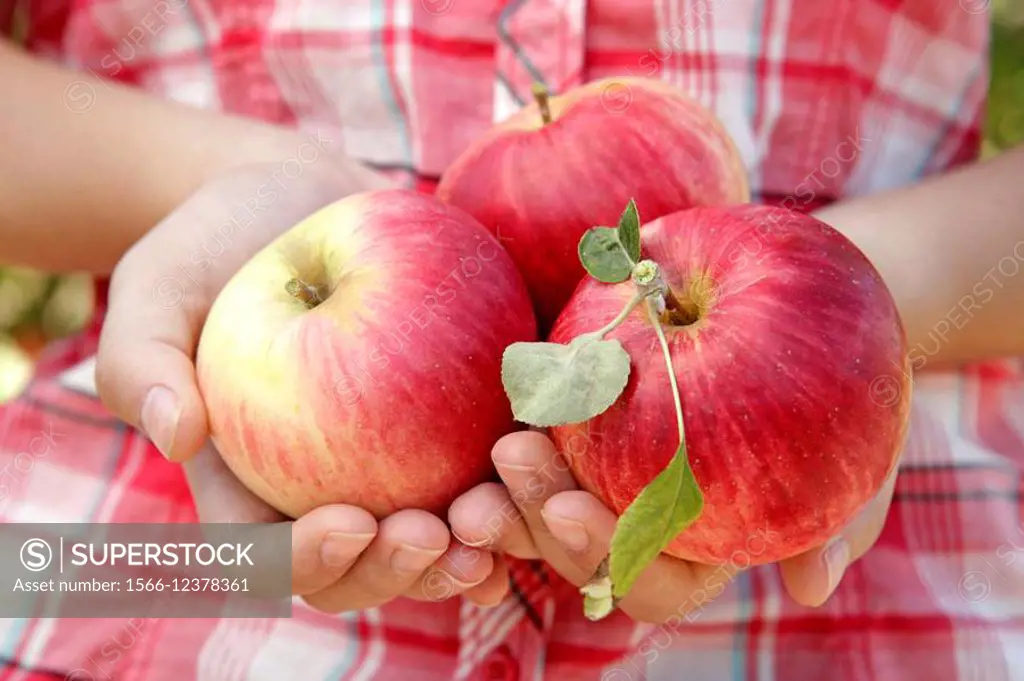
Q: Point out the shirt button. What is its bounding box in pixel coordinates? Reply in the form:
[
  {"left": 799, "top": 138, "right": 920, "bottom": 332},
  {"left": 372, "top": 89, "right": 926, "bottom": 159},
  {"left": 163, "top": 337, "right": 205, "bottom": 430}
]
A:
[{"left": 479, "top": 644, "right": 519, "bottom": 681}]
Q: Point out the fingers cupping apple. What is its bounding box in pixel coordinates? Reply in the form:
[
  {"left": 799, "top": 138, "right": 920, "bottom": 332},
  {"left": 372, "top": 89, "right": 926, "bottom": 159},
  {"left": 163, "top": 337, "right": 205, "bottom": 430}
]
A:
[
  {"left": 450, "top": 431, "right": 742, "bottom": 624},
  {"left": 438, "top": 79, "right": 908, "bottom": 621},
  {"left": 456, "top": 429, "right": 901, "bottom": 624},
  {"left": 299, "top": 509, "right": 495, "bottom": 613},
  {"left": 462, "top": 204, "right": 910, "bottom": 624},
  {"left": 182, "top": 187, "right": 536, "bottom": 611},
  {"left": 186, "top": 444, "right": 500, "bottom": 611},
  {"left": 96, "top": 159, "right": 513, "bottom": 611},
  {"left": 777, "top": 461, "right": 901, "bottom": 607},
  {"left": 461, "top": 447, "right": 902, "bottom": 621}
]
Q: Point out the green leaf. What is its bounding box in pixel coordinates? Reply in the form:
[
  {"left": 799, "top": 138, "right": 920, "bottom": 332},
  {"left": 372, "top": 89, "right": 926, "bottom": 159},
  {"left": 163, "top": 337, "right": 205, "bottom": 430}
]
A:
[
  {"left": 578, "top": 227, "right": 633, "bottom": 283},
  {"left": 501, "top": 337, "right": 631, "bottom": 427},
  {"left": 608, "top": 443, "right": 704, "bottom": 599},
  {"left": 617, "top": 199, "right": 641, "bottom": 262}
]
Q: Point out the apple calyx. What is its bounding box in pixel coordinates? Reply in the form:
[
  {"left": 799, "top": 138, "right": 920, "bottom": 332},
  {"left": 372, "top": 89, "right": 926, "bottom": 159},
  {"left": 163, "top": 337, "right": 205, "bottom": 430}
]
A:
[
  {"left": 285, "top": 277, "right": 325, "bottom": 309},
  {"left": 500, "top": 199, "right": 705, "bottom": 622},
  {"left": 531, "top": 82, "right": 553, "bottom": 126}
]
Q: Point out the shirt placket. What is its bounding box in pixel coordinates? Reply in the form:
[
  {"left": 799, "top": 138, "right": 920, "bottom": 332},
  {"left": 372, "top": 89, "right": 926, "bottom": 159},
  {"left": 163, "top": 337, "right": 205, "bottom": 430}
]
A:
[
  {"left": 454, "top": 558, "right": 558, "bottom": 681},
  {"left": 450, "top": 2, "right": 587, "bottom": 679}
]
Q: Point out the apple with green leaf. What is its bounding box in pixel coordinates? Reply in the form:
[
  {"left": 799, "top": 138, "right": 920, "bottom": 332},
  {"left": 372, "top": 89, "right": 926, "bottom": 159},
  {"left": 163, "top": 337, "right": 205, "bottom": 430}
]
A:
[
  {"left": 196, "top": 189, "right": 537, "bottom": 520},
  {"left": 501, "top": 201, "right": 911, "bottom": 619},
  {"left": 437, "top": 77, "right": 750, "bottom": 331}
]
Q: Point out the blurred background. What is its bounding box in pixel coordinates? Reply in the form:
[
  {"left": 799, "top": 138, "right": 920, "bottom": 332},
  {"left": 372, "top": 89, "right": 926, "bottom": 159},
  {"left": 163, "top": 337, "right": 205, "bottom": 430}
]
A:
[
  {"left": 986, "top": 0, "right": 1024, "bottom": 154},
  {"left": 1, "top": 2, "right": 1022, "bottom": 403}
]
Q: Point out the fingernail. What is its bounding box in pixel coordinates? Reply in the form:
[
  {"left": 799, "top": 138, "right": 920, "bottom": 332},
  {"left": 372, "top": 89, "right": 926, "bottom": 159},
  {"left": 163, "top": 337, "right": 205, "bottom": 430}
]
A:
[
  {"left": 495, "top": 462, "right": 535, "bottom": 474},
  {"left": 141, "top": 386, "right": 180, "bottom": 459},
  {"left": 542, "top": 512, "right": 590, "bottom": 553},
  {"left": 822, "top": 537, "right": 850, "bottom": 597},
  {"left": 437, "top": 568, "right": 484, "bottom": 589},
  {"left": 391, "top": 544, "right": 443, "bottom": 573},
  {"left": 320, "top": 531, "right": 374, "bottom": 567},
  {"left": 451, "top": 528, "right": 493, "bottom": 549}
]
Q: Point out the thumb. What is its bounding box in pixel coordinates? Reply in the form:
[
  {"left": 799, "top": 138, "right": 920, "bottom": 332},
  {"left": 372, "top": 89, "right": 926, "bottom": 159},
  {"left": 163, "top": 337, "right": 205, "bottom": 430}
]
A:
[
  {"left": 96, "top": 260, "right": 210, "bottom": 461},
  {"left": 95, "top": 158, "right": 387, "bottom": 461},
  {"left": 779, "top": 464, "right": 899, "bottom": 607},
  {"left": 95, "top": 160, "right": 337, "bottom": 461}
]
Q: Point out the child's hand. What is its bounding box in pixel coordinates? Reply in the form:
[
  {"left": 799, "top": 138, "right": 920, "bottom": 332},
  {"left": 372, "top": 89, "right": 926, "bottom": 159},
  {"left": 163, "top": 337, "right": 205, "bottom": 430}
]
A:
[
  {"left": 94, "top": 155, "right": 506, "bottom": 612},
  {"left": 450, "top": 431, "right": 899, "bottom": 623}
]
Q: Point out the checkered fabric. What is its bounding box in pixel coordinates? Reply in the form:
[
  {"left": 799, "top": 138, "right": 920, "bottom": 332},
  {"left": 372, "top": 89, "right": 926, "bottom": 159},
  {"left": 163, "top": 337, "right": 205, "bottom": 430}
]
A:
[{"left": 4, "top": 1, "right": 1020, "bottom": 680}]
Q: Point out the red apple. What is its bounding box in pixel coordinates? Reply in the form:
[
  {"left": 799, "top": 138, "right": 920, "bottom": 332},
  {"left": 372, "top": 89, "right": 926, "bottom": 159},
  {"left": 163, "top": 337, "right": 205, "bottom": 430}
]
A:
[
  {"left": 195, "top": 189, "right": 537, "bottom": 519},
  {"left": 547, "top": 205, "right": 911, "bottom": 565},
  {"left": 437, "top": 76, "right": 750, "bottom": 331}
]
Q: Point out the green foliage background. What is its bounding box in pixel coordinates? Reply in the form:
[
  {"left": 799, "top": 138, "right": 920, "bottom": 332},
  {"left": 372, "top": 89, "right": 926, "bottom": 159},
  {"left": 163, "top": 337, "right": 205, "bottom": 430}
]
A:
[{"left": 987, "top": 0, "right": 1024, "bottom": 151}]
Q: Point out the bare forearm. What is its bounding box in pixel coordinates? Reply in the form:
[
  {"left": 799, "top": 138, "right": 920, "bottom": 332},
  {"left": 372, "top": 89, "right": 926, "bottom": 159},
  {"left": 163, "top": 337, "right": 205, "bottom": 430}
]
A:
[
  {"left": 0, "top": 39, "right": 308, "bottom": 274},
  {"left": 816, "top": 144, "right": 1024, "bottom": 369}
]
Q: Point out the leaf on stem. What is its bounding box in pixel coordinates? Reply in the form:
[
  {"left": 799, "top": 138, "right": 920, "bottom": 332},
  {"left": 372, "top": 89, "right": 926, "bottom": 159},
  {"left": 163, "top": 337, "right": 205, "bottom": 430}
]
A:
[
  {"left": 501, "top": 337, "right": 631, "bottom": 427},
  {"left": 607, "top": 442, "right": 704, "bottom": 599},
  {"left": 617, "top": 199, "right": 641, "bottom": 262},
  {"left": 578, "top": 228, "right": 634, "bottom": 283},
  {"left": 577, "top": 198, "right": 642, "bottom": 283}
]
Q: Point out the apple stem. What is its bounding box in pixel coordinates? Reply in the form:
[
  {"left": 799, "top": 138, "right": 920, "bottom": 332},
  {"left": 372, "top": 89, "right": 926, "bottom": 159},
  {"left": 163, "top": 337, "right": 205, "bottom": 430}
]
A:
[
  {"left": 578, "top": 260, "right": 702, "bottom": 344},
  {"left": 662, "top": 287, "right": 686, "bottom": 316},
  {"left": 285, "top": 278, "right": 323, "bottom": 309},
  {"left": 647, "top": 296, "right": 686, "bottom": 445},
  {"left": 581, "top": 290, "right": 646, "bottom": 343},
  {"left": 661, "top": 286, "right": 701, "bottom": 326},
  {"left": 531, "top": 82, "right": 552, "bottom": 125}
]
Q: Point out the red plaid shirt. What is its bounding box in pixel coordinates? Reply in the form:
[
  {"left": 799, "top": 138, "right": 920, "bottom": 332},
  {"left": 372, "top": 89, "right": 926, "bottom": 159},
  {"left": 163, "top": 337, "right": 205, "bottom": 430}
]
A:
[{"left": 4, "top": 1, "right": 1020, "bottom": 680}]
